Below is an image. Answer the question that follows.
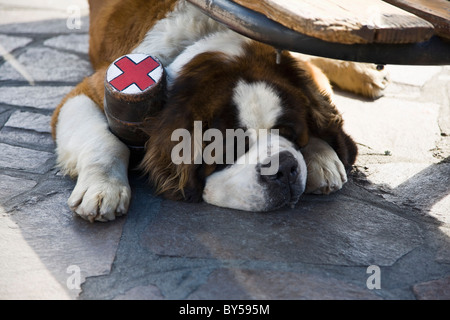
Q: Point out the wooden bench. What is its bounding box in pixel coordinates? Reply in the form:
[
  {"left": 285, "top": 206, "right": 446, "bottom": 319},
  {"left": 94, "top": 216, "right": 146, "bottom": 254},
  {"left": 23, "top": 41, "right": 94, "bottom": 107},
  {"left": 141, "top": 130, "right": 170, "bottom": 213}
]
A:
[{"left": 187, "top": 0, "right": 450, "bottom": 65}]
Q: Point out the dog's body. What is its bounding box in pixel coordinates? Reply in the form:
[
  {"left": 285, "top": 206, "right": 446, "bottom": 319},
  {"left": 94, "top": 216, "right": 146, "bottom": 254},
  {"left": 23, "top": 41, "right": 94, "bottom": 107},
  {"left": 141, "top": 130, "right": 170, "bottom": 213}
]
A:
[{"left": 52, "top": 0, "right": 388, "bottom": 222}]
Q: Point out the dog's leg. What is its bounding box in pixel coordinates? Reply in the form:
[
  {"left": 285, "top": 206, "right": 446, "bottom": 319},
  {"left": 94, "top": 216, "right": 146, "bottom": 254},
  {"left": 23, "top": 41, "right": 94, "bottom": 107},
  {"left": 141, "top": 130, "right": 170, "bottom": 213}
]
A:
[
  {"left": 55, "top": 94, "right": 131, "bottom": 222},
  {"left": 310, "top": 56, "right": 390, "bottom": 99},
  {"left": 291, "top": 53, "right": 390, "bottom": 99},
  {"left": 302, "top": 137, "right": 348, "bottom": 195}
]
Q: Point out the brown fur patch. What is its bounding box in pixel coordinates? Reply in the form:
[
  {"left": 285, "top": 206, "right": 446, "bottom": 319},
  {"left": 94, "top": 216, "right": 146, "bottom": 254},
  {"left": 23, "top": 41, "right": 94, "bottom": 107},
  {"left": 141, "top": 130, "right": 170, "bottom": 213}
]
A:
[{"left": 88, "top": 0, "right": 178, "bottom": 69}]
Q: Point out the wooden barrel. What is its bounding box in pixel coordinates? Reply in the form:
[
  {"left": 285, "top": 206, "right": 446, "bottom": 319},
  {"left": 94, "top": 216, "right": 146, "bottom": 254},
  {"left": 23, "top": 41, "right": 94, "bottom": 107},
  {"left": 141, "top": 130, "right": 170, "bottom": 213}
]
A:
[{"left": 104, "top": 53, "right": 166, "bottom": 150}]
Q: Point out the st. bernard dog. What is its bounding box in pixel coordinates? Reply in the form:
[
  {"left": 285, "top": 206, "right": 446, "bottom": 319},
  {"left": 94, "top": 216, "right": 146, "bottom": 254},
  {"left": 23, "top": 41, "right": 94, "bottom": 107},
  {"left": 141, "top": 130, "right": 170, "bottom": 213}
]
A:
[{"left": 51, "top": 0, "right": 389, "bottom": 222}]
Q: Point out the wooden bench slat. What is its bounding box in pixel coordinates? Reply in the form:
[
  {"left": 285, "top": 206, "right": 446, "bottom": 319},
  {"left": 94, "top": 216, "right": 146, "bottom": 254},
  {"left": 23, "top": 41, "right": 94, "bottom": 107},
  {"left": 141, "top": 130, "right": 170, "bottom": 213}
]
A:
[
  {"left": 383, "top": 0, "right": 450, "bottom": 39},
  {"left": 232, "top": 0, "right": 435, "bottom": 44}
]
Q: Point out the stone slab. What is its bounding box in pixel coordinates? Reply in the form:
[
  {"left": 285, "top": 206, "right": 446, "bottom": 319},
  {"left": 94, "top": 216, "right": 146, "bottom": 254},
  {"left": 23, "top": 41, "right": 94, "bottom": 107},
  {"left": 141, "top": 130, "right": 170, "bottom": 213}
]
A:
[
  {"left": 5, "top": 111, "right": 52, "bottom": 133},
  {"left": 0, "top": 214, "right": 71, "bottom": 299},
  {"left": 334, "top": 94, "right": 441, "bottom": 161},
  {"left": 361, "top": 162, "right": 430, "bottom": 189},
  {"left": 188, "top": 268, "right": 382, "bottom": 300},
  {"left": 436, "top": 226, "right": 450, "bottom": 264},
  {"left": 0, "top": 86, "right": 72, "bottom": 110},
  {"left": 382, "top": 82, "right": 422, "bottom": 99},
  {"left": 437, "top": 82, "right": 450, "bottom": 136},
  {"left": 113, "top": 285, "right": 165, "bottom": 300},
  {"left": 0, "top": 34, "right": 32, "bottom": 54},
  {"left": 44, "top": 34, "right": 89, "bottom": 54},
  {"left": 0, "top": 16, "right": 89, "bottom": 34},
  {"left": 4, "top": 192, "right": 126, "bottom": 299},
  {"left": 0, "top": 109, "right": 12, "bottom": 129},
  {"left": 0, "top": 127, "right": 54, "bottom": 151},
  {"left": 0, "top": 47, "right": 91, "bottom": 83},
  {"left": 0, "top": 143, "right": 53, "bottom": 173},
  {"left": 0, "top": 174, "right": 37, "bottom": 203},
  {"left": 76, "top": 180, "right": 166, "bottom": 299},
  {"left": 385, "top": 65, "right": 442, "bottom": 87},
  {"left": 366, "top": 163, "right": 450, "bottom": 224},
  {"left": 413, "top": 276, "right": 450, "bottom": 300},
  {"left": 142, "top": 196, "right": 423, "bottom": 266}
]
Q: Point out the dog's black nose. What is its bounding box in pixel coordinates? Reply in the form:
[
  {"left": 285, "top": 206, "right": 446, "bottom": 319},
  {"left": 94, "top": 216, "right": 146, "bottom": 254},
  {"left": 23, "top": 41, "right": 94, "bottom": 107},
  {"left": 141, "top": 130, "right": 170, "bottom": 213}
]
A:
[
  {"left": 257, "top": 151, "right": 305, "bottom": 211},
  {"left": 259, "top": 151, "right": 299, "bottom": 186}
]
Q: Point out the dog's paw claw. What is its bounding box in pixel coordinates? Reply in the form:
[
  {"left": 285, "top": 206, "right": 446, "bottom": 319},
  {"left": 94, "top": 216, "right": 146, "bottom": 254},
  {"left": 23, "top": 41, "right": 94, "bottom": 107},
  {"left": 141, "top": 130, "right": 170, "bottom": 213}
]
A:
[{"left": 68, "top": 174, "right": 131, "bottom": 222}]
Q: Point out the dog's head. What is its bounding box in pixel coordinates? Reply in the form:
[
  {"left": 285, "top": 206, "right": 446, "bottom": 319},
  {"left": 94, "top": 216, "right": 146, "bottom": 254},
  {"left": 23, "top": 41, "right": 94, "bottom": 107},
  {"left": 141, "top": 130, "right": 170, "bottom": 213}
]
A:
[{"left": 140, "top": 34, "right": 353, "bottom": 211}]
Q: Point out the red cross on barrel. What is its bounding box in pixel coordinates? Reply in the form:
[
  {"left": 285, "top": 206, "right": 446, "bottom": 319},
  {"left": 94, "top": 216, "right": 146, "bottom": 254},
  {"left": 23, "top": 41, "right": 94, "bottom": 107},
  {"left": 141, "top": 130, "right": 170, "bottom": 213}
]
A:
[
  {"left": 104, "top": 53, "right": 166, "bottom": 150},
  {"left": 107, "top": 54, "right": 163, "bottom": 93}
]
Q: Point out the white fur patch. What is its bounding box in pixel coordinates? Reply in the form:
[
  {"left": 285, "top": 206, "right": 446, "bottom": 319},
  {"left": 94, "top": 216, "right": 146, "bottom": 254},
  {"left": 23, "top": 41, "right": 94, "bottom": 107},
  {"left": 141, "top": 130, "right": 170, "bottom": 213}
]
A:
[
  {"left": 166, "top": 30, "right": 250, "bottom": 86},
  {"left": 233, "top": 80, "right": 283, "bottom": 130},
  {"left": 56, "top": 95, "right": 131, "bottom": 222},
  {"left": 133, "top": 1, "right": 225, "bottom": 66}
]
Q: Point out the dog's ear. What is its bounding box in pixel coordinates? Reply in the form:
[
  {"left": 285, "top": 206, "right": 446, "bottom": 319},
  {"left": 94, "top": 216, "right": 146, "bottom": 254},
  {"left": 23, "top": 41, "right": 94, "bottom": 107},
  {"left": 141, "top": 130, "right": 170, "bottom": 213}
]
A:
[
  {"left": 282, "top": 52, "right": 357, "bottom": 168},
  {"left": 306, "top": 96, "right": 357, "bottom": 168},
  {"left": 139, "top": 108, "right": 206, "bottom": 202}
]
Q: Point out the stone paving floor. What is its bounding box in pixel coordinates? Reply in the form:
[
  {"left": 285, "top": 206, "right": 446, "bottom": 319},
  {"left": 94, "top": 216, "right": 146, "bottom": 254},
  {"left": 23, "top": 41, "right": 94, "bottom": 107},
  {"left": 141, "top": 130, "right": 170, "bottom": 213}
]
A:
[{"left": 0, "top": 0, "right": 449, "bottom": 300}]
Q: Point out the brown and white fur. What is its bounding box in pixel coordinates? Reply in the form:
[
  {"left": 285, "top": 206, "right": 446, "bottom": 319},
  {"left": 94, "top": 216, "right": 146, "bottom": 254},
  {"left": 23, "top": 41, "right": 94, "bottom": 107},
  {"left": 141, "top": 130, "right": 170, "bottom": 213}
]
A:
[{"left": 51, "top": 0, "right": 388, "bottom": 222}]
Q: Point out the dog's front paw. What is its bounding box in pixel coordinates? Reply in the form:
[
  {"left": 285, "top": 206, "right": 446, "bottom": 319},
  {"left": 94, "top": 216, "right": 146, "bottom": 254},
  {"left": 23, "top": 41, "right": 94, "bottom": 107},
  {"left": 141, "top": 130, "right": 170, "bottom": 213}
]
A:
[
  {"left": 305, "top": 156, "right": 347, "bottom": 195},
  {"left": 68, "top": 169, "right": 131, "bottom": 222},
  {"left": 354, "top": 64, "right": 390, "bottom": 99},
  {"left": 302, "top": 138, "right": 347, "bottom": 195}
]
